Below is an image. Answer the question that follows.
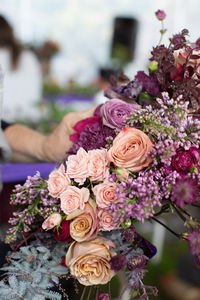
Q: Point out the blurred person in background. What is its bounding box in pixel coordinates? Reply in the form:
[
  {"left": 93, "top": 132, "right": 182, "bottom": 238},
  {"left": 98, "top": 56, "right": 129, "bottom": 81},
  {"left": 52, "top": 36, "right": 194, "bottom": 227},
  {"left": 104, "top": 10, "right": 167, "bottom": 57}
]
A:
[{"left": 0, "top": 15, "right": 42, "bottom": 122}]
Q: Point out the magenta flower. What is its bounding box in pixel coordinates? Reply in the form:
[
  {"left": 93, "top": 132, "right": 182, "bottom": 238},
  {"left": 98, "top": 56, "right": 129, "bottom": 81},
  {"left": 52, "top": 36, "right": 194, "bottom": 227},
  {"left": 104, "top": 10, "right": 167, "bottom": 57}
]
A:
[
  {"left": 171, "top": 178, "right": 198, "bottom": 208},
  {"left": 187, "top": 230, "right": 200, "bottom": 256},
  {"left": 100, "top": 98, "right": 141, "bottom": 130},
  {"left": 127, "top": 255, "right": 147, "bottom": 271},
  {"left": 98, "top": 293, "right": 109, "bottom": 300},
  {"left": 171, "top": 147, "right": 199, "bottom": 174},
  {"left": 155, "top": 10, "right": 166, "bottom": 21}
]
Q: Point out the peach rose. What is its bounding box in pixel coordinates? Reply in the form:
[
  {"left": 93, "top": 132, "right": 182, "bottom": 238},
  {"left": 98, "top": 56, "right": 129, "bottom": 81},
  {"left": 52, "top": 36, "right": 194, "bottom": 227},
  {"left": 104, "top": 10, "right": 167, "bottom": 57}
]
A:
[
  {"left": 174, "top": 50, "right": 200, "bottom": 79},
  {"left": 108, "top": 127, "right": 153, "bottom": 172},
  {"left": 65, "top": 237, "right": 116, "bottom": 286},
  {"left": 67, "top": 199, "right": 98, "bottom": 242},
  {"left": 47, "top": 164, "right": 71, "bottom": 198},
  {"left": 60, "top": 186, "right": 90, "bottom": 214},
  {"left": 66, "top": 147, "right": 89, "bottom": 185},
  {"left": 42, "top": 213, "right": 62, "bottom": 230},
  {"left": 88, "top": 149, "right": 110, "bottom": 182},
  {"left": 98, "top": 209, "right": 117, "bottom": 231},
  {"left": 93, "top": 180, "right": 119, "bottom": 209}
]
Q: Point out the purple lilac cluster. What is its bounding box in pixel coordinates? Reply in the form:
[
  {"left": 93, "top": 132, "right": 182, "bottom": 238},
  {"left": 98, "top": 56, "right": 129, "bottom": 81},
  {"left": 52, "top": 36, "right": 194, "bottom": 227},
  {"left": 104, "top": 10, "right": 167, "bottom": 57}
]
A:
[{"left": 6, "top": 172, "right": 60, "bottom": 243}]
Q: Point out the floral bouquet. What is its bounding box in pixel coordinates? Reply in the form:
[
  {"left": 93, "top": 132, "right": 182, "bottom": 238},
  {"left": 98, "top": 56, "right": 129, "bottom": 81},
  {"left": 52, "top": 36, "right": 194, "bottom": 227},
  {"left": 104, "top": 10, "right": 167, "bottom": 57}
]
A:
[{"left": 2, "top": 10, "right": 200, "bottom": 300}]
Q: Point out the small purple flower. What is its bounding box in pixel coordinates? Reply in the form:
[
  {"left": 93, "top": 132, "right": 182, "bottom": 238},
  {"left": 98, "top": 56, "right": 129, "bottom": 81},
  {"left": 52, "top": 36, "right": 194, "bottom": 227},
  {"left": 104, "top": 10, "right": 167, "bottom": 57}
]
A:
[
  {"left": 171, "top": 178, "right": 198, "bottom": 208},
  {"left": 135, "top": 235, "right": 157, "bottom": 259},
  {"left": 121, "top": 225, "right": 137, "bottom": 242},
  {"left": 100, "top": 98, "right": 141, "bottom": 130},
  {"left": 155, "top": 10, "right": 166, "bottom": 21},
  {"left": 98, "top": 293, "right": 109, "bottom": 300},
  {"left": 187, "top": 230, "right": 200, "bottom": 256},
  {"left": 127, "top": 255, "right": 148, "bottom": 271},
  {"left": 110, "top": 254, "right": 127, "bottom": 271},
  {"left": 117, "top": 80, "right": 142, "bottom": 100},
  {"left": 171, "top": 147, "right": 199, "bottom": 174}
]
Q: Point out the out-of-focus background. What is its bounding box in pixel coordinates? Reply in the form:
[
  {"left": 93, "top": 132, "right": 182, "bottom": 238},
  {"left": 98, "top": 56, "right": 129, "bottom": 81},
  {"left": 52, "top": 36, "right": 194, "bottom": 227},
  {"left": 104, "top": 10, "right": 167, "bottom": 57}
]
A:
[{"left": 0, "top": 1, "right": 200, "bottom": 299}]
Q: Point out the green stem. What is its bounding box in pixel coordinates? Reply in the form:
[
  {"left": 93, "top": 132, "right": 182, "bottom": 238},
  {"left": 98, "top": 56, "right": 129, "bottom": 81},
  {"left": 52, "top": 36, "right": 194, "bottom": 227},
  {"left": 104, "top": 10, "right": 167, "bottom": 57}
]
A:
[
  {"left": 86, "top": 286, "right": 92, "bottom": 300},
  {"left": 80, "top": 286, "right": 87, "bottom": 300}
]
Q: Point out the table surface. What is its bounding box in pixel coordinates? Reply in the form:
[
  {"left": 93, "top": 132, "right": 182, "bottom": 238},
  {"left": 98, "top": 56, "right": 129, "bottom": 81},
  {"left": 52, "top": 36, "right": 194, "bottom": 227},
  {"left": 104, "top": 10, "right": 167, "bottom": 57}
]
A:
[{"left": 2, "top": 162, "right": 56, "bottom": 183}]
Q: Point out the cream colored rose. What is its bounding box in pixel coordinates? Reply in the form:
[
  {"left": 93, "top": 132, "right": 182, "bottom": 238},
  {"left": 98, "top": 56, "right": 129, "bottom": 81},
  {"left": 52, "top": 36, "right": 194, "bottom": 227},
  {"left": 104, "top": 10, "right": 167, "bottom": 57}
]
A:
[
  {"left": 66, "top": 147, "right": 89, "bottom": 185},
  {"left": 66, "top": 199, "right": 98, "bottom": 242},
  {"left": 93, "top": 180, "right": 119, "bottom": 209},
  {"left": 98, "top": 209, "right": 118, "bottom": 231},
  {"left": 65, "top": 237, "right": 116, "bottom": 286},
  {"left": 60, "top": 186, "right": 90, "bottom": 214},
  {"left": 47, "top": 164, "right": 71, "bottom": 198},
  {"left": 108, "top": 127, "right": 152, "bottom": 172},
  {"left": 42, "top": 213, "right": 62, "bottom": 230},
  {"left": 88, "top": 149, "right": 110, "bottom": 182}
]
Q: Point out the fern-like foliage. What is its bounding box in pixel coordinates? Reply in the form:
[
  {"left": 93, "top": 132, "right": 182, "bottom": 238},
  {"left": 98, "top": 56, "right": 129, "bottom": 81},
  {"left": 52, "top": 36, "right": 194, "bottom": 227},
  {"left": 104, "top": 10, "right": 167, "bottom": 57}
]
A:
[{"left": 0, "top": 244, "right": 69, "bottom": 299}]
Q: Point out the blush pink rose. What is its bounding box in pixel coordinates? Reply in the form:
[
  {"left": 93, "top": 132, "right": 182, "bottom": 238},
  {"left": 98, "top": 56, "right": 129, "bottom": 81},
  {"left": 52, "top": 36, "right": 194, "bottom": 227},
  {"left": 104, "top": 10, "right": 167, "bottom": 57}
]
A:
[
  {"left": 42, "top": 213, "right": 62, "bottom": 230},
  {"left": 98, "top": 209, "right": 117, "bottom": 231},
  {"left": 108, "top": 127, "right": 153, "bottom": 172},
  {"left": 60, "top": 186, "right": 90, "bottom": 215},
  {"left": 88, "top": 149, "right": 110, "bottom": 182},
  {"left": 67, "top": 199, "right": 98, "bottom": 242},
  {"left": 47, "top": 164, "right": 71, "bottom": 198},
  {"left": 66, "top": 147, "right": 89, "bottom": 185},
  {"left": 93, "top": 180, "right": 119, "bottom": 209},
  {"left": 65, "top": 237, "right": 116, "bottom": 286}
]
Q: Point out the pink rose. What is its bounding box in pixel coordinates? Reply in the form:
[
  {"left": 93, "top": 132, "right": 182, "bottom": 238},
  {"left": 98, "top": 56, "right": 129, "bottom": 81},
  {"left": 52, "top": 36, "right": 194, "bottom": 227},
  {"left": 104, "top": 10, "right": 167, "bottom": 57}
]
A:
[
  {"left": 108, "top": 127, "right": 153, "bottom": 172},
  {"left": 65, "top": 237, "right": 116, "bottom": 286},
  {"left": 47, "top": 164, "right": 71, "bottom": 198},
  {"left": 88, "top": 149, "right": 110, "bottom": 182},
  {"left": 98, "top": 209, "right": 117, "bottom": 231},
  {"left": 67, "top": 147, "right": 89, "bottom": 185},
  {"left": 93, "top": 180, "right": 119, "bottom": 209},
  {"left": 67, "top": 199, "right": 98, "bottom": 242},
  {"left": 42, "top": 213, "right": 62, "bottom": 230},
  {"left": 60, "top": 186, "right": 90, "bottom": 214}
]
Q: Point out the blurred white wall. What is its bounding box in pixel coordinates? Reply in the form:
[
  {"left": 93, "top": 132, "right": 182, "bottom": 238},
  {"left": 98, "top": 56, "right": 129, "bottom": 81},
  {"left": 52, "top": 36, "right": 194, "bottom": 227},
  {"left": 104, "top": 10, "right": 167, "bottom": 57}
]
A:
[{"left": 0, "top": 0, "right": 200, "bottom": 84}]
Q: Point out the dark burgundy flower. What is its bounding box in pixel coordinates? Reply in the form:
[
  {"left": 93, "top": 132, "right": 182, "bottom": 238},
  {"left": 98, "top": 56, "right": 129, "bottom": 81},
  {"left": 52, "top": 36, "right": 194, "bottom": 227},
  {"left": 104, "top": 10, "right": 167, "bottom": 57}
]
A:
[
  {"left": 121, "top": 225, "right": 137, "bottom": 242},
  {"left": 171, "top": 64, "right": 184, "bottom": 81},
  {"left": 54, "top": 219, "right": 72, "bottom": 242},
  {"left": 127, "top": 255, "right": 148, "bottom": 271},
  {"left": 171, "top": 147, "right": 199, "bottom": 174},
  {"left": 196, "top": 255, "right": 200, "bottom": 267},
  {"left": 70, "top": 116, "right": 102, "bottom": 143},
  {"left": 110, "top": 254, "right": 127, "bottom": 271},
  {"left": 155, "top": 10, "right": 166, "bottom": 21},
  {"left": 61, "top": 256, "right": 68, "bottom": 268}
]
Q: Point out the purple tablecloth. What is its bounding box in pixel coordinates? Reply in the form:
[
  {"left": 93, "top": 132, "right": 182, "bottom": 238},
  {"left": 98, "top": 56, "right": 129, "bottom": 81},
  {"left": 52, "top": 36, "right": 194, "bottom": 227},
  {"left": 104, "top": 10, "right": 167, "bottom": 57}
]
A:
[{"left": 2, "top": 163, "right": 56, "bottom": 183}]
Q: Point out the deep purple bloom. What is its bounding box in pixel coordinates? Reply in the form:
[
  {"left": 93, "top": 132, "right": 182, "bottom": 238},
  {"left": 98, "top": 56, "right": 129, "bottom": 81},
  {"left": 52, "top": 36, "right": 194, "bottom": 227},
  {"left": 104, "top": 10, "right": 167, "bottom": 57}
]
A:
[
  {"left": 135, "top": 234, "right": 157, "bottom": 259},
  {"left": 110, "top": 254, "right": 127, "bottom": 271},
  {"left": 127, "top": 255, "right": 148, "bottom": 271},
  {"left": 171, "top": 147, "right": 199, "bottom": 174},
  {"left": 171, "top": 178, "right": 198, "bottom": 208},
  {"left": 187, "top": 230, "right": 200, "bottom": 256},
  {"left": 98, "top": 293, "right": 109, "bottom": 300},
  {"left": 135, "top": 71, "right": 160, "bottom": 97},
  {"left": 117, "top": 80, "right": 142, "bottom": 100},
  {"left": 155, "top": 10, "right": 166, "bottom": 21},
  {"left": 100, "top": 98, "right": 141, "bottom": 130}
]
